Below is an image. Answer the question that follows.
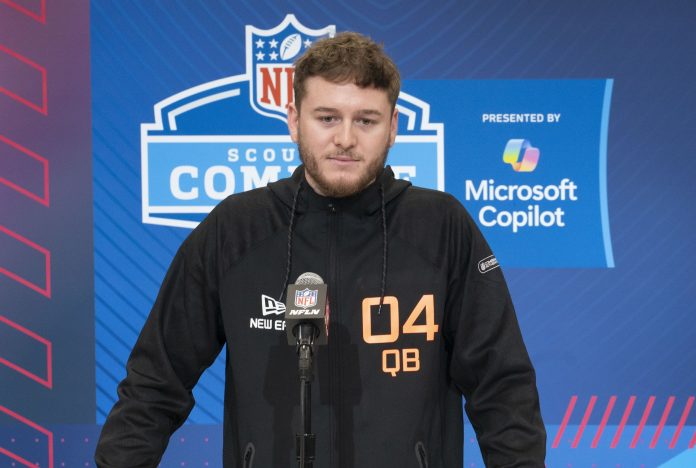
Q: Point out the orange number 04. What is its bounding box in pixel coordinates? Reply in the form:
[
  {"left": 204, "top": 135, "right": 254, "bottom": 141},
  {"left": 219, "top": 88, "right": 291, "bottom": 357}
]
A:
[{"left": 361, "top": 294, "right": 439, "bottom": 344}]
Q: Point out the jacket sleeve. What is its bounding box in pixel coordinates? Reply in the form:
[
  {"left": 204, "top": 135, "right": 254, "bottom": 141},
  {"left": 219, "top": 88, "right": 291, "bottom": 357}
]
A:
[
  {"left": 95, "top": 213, "right": 226, "bottom": 467},
  {"left": 446, "top": 207, "right": 546, "bottom": 467}
]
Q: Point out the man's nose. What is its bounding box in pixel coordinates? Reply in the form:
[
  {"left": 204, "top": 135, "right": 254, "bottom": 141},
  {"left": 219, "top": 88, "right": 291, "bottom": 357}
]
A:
[{"left": 333, "top": 121, "right": 357, "bottom": 149}]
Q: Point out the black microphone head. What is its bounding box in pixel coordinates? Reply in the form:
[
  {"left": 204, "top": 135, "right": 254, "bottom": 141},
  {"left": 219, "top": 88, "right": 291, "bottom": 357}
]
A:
[{"left": 285, "top": 272, "right": 328, "bottom": 346}]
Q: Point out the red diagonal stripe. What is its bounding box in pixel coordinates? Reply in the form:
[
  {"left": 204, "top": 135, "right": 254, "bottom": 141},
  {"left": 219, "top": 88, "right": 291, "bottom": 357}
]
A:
[
  {"left": 0, "top": 224, "right": 51, "bottom": 297},
  {"left": 552, "top": 395, "right": 577, "bottom": 448},
  {"left": 0, "top": 0, "right": 46, "bottom": 23},
  {"left": 650, "top": 396, "right": 675, "bottom": 448},
  {"left": 572, "top": 395, "right": 597, "bottom": 448},
  {"left": 689, "top": 429, "right": 696, "bottom": 449},
  {"left": 611, "top": 395, "right": 636, "bottom": 448},
  {"left": 0, "top": 404, "right": 53, "bottom": 468},
  {"left": 669, "top": 396, "right": 695, "bottom": 449},
  {"left": 0, "top": 44, "right": 48, "bottom": 114},
  {"left": 630, "top": 396, "right": 656, "bottom": 448},
  {"left": 591, "top": 395, "right": 616, "bottom": 448},
  {"left": 0, "top": 314, "right": 52, "bottom": 388},
  {"left": 0, "top": 447, "right": 35, "bottom": 468},
  {"left": 0, "top": 133, "right": 50, "bottom": 206}
]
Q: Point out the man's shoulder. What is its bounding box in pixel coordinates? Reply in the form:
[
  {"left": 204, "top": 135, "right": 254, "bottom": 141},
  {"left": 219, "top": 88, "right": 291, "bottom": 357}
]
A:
[
  {"left": 398, "top": 185, "right": 468, "bottom": 218},
  {"left": 403, "top": 185, "right": 457, "bottom": 202},
  {"left": 189, "top": 183, "right": 285, "bottom": 240},
  {"left": 212, "top": 185, "right": 275, "bottom": 214},
  {"left": 388, "top": 185, "right": 477, "bottom": 270},
  {"left": 182, "top": 184, "right": 288, "bottom": 268}
]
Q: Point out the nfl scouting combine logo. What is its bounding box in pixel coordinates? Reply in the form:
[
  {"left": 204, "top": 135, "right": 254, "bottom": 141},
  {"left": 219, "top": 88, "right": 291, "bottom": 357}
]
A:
[{"left": 141, "top": 14, "right": 443, "bottom": 229}]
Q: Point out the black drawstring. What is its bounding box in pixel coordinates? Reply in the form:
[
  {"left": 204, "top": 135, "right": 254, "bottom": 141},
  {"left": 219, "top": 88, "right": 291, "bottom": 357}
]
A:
[
  {"left": 377, "top": 183, "right": 388, "bottom": 315},
  {"left": 278, "top": 180, "right": 303, "bottom": 301}
]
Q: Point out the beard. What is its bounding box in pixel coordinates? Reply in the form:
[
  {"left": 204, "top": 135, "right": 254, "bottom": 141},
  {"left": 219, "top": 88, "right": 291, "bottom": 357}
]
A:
[{"left": 298, "top": 137, "right": 390, "bottom": 198}]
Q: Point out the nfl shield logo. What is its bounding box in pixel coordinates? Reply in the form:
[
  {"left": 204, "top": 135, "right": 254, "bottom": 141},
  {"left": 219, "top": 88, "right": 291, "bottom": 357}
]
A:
[
  {"left": 295, "top": 288, "right": 318, "bottom": 309},
  {"left": 246, "top": 14, "right": 335, "bottom": 123}
]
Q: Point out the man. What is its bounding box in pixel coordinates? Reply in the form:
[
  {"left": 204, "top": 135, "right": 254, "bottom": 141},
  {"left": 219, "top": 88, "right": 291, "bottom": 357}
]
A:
[{"left": 96, "top": 32, "right": 545, "bottom": 467}]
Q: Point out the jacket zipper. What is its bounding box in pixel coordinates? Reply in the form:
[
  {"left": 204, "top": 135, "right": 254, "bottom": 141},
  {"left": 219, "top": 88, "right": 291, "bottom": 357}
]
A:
[{"left": 327, "top": 202, "right": 339, "bottom": 468}]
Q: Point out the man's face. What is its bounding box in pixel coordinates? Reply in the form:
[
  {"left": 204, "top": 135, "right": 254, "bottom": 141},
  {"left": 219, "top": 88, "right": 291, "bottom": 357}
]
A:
[{"left": 288, "top": 76, "right": 398, "bottom": 198}]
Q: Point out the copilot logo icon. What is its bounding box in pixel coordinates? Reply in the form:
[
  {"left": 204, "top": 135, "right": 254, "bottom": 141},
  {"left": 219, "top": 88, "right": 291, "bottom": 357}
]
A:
[{"left": 503, "top": 139, "right": 540, "bottom": 172}]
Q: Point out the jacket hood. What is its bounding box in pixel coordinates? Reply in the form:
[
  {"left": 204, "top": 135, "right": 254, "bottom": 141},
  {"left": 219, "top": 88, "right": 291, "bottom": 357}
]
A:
[{"left": 268, "top": 165, "right": 411, "bottom": 215}]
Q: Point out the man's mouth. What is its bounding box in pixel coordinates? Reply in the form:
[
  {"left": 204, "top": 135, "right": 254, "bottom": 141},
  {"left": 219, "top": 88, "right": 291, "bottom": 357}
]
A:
[{"left": 327, "top": 152, "right": 360, "bottom": 162}]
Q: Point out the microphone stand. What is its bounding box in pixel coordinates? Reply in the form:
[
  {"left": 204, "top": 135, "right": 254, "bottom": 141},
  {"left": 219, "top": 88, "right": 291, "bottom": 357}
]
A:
[{"left": 295, "top": 324, "right": 316, "bottom": 468}]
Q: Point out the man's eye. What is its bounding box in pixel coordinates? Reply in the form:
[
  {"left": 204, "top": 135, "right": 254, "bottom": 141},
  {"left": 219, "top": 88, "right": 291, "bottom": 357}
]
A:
[
  {"left": 319, "top": 116, "right": 337, "bottom": 123},
  {"left": 357, "top": 118, "right": 374, "bottom": 126}
]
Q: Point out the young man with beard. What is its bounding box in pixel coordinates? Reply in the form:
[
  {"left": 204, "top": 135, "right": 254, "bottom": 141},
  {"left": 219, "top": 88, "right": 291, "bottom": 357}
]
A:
[{"left": 96, "top": 33, "right": 546, "bottom": 467}]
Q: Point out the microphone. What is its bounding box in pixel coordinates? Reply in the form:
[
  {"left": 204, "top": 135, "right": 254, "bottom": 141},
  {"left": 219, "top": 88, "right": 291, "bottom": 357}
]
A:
[
  {"left": 285, "top": 273, "right": 326, "bottom": 467},
  {"left": 285, "top": 272, "right": 329, "bottom": 346}
]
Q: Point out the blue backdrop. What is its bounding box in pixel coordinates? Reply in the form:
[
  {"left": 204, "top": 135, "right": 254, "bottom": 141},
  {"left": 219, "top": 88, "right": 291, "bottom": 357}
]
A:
[{"left": 1, "top": 1, "right": 695, "bottom": 467}]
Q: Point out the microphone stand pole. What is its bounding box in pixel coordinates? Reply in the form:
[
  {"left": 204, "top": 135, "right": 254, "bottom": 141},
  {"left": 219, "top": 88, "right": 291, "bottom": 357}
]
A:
[{"left": 296, "top": 325, "right": 316, "bottom": 468}]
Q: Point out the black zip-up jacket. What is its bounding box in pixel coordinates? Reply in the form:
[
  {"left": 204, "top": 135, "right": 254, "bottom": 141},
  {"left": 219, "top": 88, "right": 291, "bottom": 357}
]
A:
[{"left": 96, "top": 166, "right": 545, "bottom": 467}]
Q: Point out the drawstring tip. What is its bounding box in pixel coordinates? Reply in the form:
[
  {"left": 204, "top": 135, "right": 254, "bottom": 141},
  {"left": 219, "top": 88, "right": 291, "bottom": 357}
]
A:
[{"left": 377, "top": 296, "right": 385, "bottom": 315}]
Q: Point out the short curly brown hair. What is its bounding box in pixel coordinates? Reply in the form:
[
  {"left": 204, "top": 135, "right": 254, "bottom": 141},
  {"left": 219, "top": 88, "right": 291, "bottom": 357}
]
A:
[{"left": 293, "top": 32, "right": 400, "bottom": 111}]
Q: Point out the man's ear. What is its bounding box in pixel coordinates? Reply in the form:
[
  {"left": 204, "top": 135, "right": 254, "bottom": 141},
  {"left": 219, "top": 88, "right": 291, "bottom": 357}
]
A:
[
  {"left": 288, "top": 102, "right": 299, "bottom": 143},
  {"left": 388, "top": 106, "right": 398, "bottom": 147}
]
